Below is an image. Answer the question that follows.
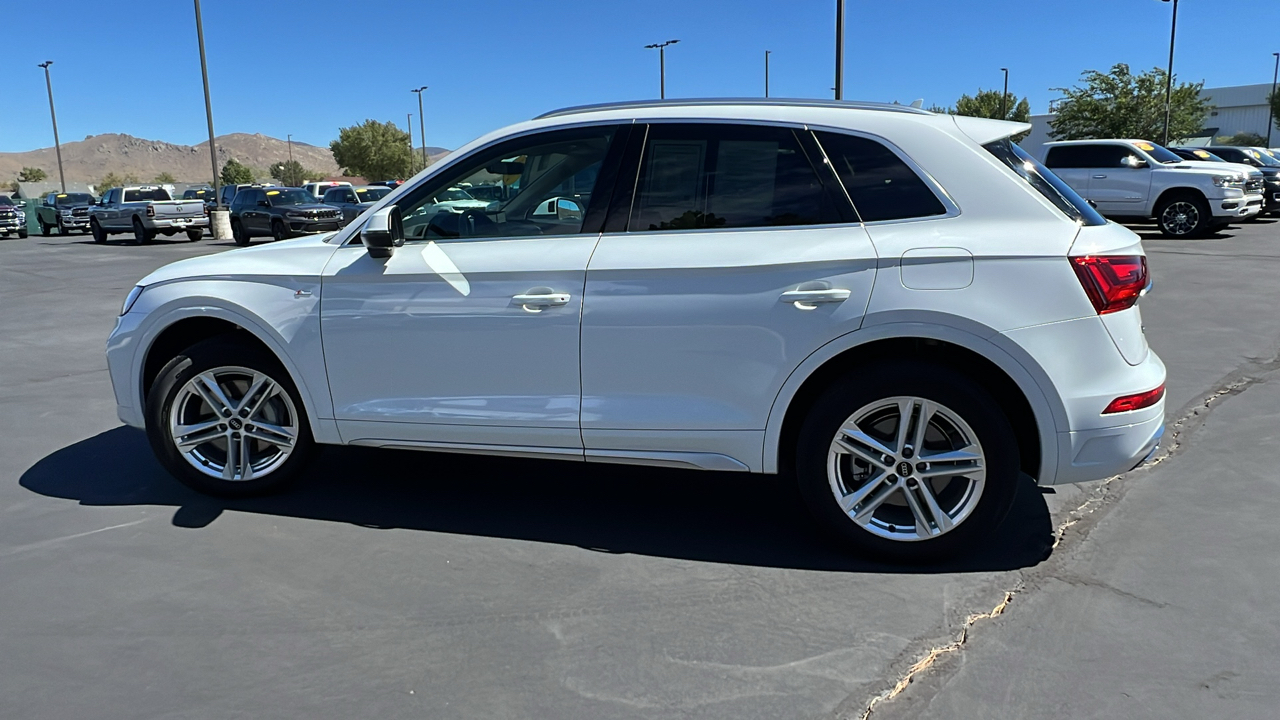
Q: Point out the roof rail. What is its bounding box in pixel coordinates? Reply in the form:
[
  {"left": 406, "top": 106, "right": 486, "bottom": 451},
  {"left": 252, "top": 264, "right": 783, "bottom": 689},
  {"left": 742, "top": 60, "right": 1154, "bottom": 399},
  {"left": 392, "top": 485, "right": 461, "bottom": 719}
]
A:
[{"left": 534, "top": 97, "right": 935, "bottom": 120}]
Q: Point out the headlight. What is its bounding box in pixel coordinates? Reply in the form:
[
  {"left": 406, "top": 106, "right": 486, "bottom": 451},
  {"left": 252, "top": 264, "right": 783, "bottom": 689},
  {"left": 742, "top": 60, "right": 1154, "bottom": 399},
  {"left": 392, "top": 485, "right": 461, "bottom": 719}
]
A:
[
  {"left": 120, "top": 285, "right": 144, "bottom": 316},
  {"left": 60, "top": 209, "right": 73, "bottom": 217},
  {"left": 285, "top": 211, "right": 304, "bottom": 219},
  {"left": 1212, "top": 175, "right": 1243, "bottom": 188}
]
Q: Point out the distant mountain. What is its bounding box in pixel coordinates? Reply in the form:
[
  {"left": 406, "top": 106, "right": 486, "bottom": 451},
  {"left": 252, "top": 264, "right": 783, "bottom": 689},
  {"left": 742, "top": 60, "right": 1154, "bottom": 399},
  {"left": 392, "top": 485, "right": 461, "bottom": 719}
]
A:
[{"left": 0, "top": 133, "right": 342, "bottom": 184}]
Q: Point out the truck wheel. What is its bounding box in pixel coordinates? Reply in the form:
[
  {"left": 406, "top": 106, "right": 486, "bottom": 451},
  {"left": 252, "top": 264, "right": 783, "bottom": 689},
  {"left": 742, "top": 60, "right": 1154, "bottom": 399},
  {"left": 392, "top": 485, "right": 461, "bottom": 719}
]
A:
[
  {"left": 56, "top": 218, "right": 65, "bottom": 235},
  {"left": 18, "top": 228, "right": 28, "bottom": 239},
  {"left": 794, "top": 360, "right": 1019, "bottom": 562},
  {"left": 232, "top": 219, "right": 250, "bottom": 247},
  {"left": 90, "top": 217, "right": 107, "bottom": 244},
  {"left": 1156, "top": 194, "right": 1211, "bottom": 238},
  {"left": 131, "top": 216, "right": 154, "bottom": 245},
  {"left": 39, "top": 219, "right": 50, "bottom": 237},
  {"left": 186, "top": 228, "right": 204, "bottom": 242},
  {"left": 271, "top": 219, "right": 288, "bottom": 243}
]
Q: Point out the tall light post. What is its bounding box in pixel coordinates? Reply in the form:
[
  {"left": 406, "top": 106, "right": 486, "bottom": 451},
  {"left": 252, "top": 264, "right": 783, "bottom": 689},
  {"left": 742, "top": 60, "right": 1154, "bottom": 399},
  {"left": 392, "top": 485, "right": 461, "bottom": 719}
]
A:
[
  {"left": 1269, "top": 53, "right": 1279, "bottom": 146},
  {"left": 644, "top": 40, "right": 679, "bottom": 99},
  {"left": 193, "top": 0, "right": 221, "bottom": 208},
  {"left": 1161, "top": 0, "right": 1179, "bottom": 146},
  {"left": 835, "top": 0, "right": 845, "bottom": 100},
  {"left": 412, "top": 86, "right": 428, "bottom": 170},
  {"left": 1000, "top": 67, "right": 1009, "bottom": 119},
  {"left": 36, "top": 61, "right": 65, "bottom": 193},
  {"left": 764, "top": 50, "right": 772, "bottom": 98},
  {"left": 287, "top": 133, "right": 293, "bottom": 165}
]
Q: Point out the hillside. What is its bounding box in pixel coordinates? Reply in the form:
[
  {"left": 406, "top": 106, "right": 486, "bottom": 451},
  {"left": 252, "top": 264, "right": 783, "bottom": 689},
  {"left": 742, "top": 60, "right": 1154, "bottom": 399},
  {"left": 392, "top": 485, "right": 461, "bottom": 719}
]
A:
[{"left": 0, "top": 133, "right": 342, "bottom": 184}]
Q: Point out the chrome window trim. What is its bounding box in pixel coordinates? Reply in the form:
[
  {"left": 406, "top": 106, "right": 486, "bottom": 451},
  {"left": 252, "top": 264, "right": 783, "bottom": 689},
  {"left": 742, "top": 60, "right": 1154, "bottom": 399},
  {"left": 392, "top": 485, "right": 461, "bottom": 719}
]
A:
[{"left": 535, "top": 97, "right": 934, "bottom": 120}]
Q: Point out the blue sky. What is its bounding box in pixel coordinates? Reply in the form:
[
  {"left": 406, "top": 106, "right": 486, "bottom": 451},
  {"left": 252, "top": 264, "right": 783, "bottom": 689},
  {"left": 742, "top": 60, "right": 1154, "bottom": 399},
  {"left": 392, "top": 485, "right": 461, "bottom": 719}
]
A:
[{"left": 5, "top": 0, "right": 1280, "bottom": 154}]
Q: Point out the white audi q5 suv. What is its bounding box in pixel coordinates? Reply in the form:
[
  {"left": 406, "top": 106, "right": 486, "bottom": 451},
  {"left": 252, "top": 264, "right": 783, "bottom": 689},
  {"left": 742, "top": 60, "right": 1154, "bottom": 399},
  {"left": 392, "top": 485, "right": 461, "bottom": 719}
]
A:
[{"left": 106, "top": 99, "right": 1165, "bottom": 561}]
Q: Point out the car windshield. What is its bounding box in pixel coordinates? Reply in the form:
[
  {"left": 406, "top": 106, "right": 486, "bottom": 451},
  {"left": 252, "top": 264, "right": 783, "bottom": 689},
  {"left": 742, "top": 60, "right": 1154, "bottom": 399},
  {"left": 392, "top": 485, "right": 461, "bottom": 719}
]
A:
[
  {"left": 267, "top": 189, "right": 315, "bottom": 206},
  {"left": 356, "top": 187, "right": 392, "bottom": 202},
  {"left": 1247, "top": 149, "right": 1280, "bottom": 167},
  {"left": 985, "top": 139, "right": 1107, "bottom": 226},
  {"left": 55, "top": 193, "right": 95, "bottom": 205},
  {"left": 1186, "top": 149, "right": 1225, "bottom": 162},
  {"left": 435, "top": 188, "right": 475, "bottom": 202},
  {"left": 0, "top": 196, "right": 13, "bottom": 206},
  {"left": 1132, "top": 141, "right": 1185, "bottom": 164}
]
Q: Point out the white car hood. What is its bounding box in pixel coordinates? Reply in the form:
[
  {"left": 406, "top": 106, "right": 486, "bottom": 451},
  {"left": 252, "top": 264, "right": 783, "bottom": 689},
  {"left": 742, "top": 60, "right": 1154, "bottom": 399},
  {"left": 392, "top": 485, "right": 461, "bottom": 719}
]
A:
[
  {"left": 138, "top": 232, "right": 341, "bottom": 286},
  {"left": 1164, "top": 160, "right": 1257, "bottom": 179}
]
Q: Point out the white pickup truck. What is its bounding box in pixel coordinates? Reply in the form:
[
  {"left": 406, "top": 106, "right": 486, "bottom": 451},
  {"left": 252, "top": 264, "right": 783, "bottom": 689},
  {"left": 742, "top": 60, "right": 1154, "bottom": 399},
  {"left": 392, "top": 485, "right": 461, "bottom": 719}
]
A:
[
  {"left": 1040, "top": 139, "right": 1263, "bottom": 237},
  {"left": 89, "top": 185, "right": 209, "bottom": 244}
]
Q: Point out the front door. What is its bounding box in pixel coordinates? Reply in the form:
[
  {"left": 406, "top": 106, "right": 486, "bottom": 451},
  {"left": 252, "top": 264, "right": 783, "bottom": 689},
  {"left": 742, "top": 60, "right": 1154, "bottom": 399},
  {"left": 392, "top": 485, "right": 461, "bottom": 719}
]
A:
[
  {"left": 320, "top": 124, "right": 625, "bottom": 453},
  {"left": 1083, "top": 144, "right": 1152, "bottom": 215}
]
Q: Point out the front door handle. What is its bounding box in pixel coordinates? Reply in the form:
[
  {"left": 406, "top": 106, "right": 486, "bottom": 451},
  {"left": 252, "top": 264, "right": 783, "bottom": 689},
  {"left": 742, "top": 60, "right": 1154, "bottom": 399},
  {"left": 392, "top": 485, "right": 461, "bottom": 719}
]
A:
[
  {"left": 1092, "top": 174, "right": 1108, "bottom": 179},
  {"left": 512, "top": 291, "right": 571, "bottom": 311},
  {"left": 780, "top": 288, "right": 851, "bottom": 308}
]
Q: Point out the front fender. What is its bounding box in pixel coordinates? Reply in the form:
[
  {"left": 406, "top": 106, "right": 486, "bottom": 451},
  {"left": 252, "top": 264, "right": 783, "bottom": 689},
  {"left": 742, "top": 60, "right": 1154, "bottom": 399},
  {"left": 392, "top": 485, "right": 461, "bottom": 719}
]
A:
[{"left": 761, "top": 313, "right": 1067, "bottom": 484}]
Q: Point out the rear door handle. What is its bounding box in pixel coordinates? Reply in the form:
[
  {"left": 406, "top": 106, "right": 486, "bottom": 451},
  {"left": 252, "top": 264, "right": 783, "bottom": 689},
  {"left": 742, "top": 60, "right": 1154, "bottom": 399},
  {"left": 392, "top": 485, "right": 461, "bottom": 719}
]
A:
[
  {"left": 1092, "top": 174, "right": 1108, "bottom": 179},
  {"left": 512, "top": 291, "right": 571, "bottom": 309},
  {"left": 779, "top": 289, "right": 851, "bottom": 307}
]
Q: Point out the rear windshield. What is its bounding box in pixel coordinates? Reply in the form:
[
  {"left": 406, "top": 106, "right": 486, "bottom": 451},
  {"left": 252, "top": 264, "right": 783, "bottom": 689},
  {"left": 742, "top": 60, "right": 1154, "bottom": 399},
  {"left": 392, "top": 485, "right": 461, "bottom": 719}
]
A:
[
  {"left": 124, "top": 188, "right": 171, "bottom": 202},
  {"left": 984, "top": 139, "right": 1106, "bottom": 226}
]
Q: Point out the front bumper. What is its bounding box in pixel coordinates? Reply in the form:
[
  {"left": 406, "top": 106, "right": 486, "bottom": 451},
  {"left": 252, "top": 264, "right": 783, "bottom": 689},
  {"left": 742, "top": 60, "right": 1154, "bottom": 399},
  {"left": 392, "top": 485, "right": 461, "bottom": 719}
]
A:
[
  {"left": 58, "top": 215, "right": 90, "bottom": 228},
  {"left": 1215, "top": 193, "right": 1263, "bottom": 219},
  {"left": 0, "top": 217, "right": 24, "bottom": 233},
  {"left": 287, "top": 219, "right": 341, "bottom": 234}
]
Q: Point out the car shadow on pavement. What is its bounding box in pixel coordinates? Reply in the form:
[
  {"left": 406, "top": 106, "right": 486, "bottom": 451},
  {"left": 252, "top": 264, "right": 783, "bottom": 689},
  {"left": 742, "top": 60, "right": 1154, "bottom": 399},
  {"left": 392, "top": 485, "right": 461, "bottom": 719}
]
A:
[{"left": 20, "top": 426, "right": 1055, "bottom": 574}]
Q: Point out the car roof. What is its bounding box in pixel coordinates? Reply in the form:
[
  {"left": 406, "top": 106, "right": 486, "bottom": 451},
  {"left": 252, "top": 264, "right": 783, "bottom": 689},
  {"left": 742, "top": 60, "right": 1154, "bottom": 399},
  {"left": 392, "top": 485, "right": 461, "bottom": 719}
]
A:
[
  {"left": 535, "top": 97, "right": 934, "bottom": 120},
  {"left": 1043, "top": 139, "right": 1154, "bottom": 146}
]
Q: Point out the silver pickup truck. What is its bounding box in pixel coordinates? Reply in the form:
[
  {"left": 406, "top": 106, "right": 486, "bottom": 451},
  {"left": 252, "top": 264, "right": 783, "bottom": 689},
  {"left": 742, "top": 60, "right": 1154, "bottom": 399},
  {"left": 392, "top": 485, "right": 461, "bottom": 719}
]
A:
[{"left": 89, "top": 185, "right": 209, "bottom": 244}]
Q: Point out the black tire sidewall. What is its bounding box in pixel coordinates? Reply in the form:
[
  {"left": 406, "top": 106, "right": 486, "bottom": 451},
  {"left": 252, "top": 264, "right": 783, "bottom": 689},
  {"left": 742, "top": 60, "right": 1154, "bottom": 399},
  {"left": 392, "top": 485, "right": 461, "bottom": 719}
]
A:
[
  {"left": 90, "top": 218, "right": 106, "bottom": 243},
  {"left": 232, "top": 220, "right": 249, "bottom": 246},
  {"left": 144, "top": 336, "right": 314, "bottom": 497},
  {"left": 272, "top": 220, "right": 286, "bottom": 242},
  {"left": 795, "top": 361, "right": 1020, "bottom": 563},
  {"left": 1158, "top": 194, "right": 1211, "bottom": 238},
  {"left": 186, "top": 228, "right": 203, "bottom": 242}
]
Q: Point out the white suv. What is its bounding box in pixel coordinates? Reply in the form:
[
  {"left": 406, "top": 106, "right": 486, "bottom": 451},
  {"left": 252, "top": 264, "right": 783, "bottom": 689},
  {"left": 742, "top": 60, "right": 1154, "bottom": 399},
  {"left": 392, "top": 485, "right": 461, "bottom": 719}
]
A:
[{"left": 106, "top": 100, "right": 1165, "bottom": 561}]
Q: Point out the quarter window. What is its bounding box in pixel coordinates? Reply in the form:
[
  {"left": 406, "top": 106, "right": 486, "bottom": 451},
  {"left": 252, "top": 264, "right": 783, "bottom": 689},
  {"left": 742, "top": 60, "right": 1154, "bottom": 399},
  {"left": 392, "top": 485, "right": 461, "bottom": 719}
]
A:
[
  {"left": 814, "top": 131, "right": 947, "bottom": 223},
  {"left": 628, "top": 123, "right": 841, "bottom": 231}
]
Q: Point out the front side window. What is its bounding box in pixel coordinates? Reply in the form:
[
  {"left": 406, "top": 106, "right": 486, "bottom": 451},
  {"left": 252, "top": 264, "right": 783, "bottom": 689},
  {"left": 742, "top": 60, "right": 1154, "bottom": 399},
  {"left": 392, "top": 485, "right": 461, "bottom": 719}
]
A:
[
  {"left": 393, "top": 125, "right": 618, "bottom": 242},
  {"left": 814, "top": 130, "right": 947, "bottom": 223},
  {"left": 629, "top": 123, "right": 841, "bottom": 231},
  {"left": 984, "top": 139, "right": 1106, "bottom": 226}
]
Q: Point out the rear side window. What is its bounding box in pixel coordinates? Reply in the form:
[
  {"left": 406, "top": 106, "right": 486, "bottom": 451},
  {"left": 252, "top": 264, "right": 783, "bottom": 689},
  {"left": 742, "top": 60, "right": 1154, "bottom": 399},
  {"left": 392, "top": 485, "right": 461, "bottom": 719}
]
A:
[
  {"left": 985, "top": 139, "right": 1106, "bottom": 226},
  {"left": 628, "top": 123, "right": 843, "bottom": 231},
  {"left": 1044, "top": 144, "right": 1135, "bottom": 169},
  {"left": 813, "top": 131, "right": 947, "bottom": 223}
]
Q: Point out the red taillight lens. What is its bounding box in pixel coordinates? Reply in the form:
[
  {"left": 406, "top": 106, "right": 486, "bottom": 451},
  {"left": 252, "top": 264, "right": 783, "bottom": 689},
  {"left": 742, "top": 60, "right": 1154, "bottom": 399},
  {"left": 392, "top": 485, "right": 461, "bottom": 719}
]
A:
[
  {"left": 146, "top": 205, "right": 155, "bottom": 217},
  {"left": 1071, "top": 255, "right": 1148, "bottom": 315},
  {"left": 1103, "top": 384, "right": 1165, "bottom": 414}
]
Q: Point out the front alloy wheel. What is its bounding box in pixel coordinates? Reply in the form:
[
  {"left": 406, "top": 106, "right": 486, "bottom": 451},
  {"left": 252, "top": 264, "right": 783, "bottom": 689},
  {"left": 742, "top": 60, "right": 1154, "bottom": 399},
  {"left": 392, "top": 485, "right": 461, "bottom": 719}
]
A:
[{"left": 1157, "top": 195, "right": 1210, "bottom": 238}]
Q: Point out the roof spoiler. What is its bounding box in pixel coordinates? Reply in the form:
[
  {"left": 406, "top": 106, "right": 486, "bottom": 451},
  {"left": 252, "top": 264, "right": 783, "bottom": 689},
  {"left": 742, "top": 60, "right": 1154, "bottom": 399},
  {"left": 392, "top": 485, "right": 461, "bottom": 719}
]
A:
[{"left": 951, "top": 115, "right": 1033, "bottom": 145}]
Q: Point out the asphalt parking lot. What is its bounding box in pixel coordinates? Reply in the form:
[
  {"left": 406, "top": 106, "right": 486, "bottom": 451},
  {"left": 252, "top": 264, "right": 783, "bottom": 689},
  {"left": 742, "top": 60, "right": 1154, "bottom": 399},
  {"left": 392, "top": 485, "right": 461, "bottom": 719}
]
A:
[{"left": 2, "top": 221, "right": 1278, "bottom": 719}]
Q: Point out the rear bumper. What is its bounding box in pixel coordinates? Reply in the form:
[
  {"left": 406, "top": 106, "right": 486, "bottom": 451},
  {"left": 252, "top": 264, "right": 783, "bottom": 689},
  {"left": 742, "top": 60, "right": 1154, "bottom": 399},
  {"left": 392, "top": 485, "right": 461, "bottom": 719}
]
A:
[
  {"left": 147, "top": 217, "right": 209, "bottom": 231},
  {"left": 1053, "top": 412, "right": 1164, "bottom": 485}
]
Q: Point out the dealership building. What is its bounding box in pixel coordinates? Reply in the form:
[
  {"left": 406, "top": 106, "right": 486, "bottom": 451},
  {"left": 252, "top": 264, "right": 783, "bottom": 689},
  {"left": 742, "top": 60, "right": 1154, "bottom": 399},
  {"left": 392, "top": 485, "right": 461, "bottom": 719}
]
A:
[{"left": 1020, "top": 83, "right": 1277, "bottom": 151}]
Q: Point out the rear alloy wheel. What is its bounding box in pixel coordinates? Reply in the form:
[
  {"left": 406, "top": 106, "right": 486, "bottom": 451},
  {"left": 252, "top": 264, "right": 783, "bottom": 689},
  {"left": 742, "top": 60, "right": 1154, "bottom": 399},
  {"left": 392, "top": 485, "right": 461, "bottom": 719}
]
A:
[
  {"left": 90, "top": 217, "right": 107, "bottom": 243},
  {"left": 1156, "top": 194, "right": 1211, "bottom": 238},
  {"left": 271, "top": 219, "right": 287, "bottom": 243},
  {"left": 796, "top": 361, "right": 1019, "bottom": 562},
  {"left": 146, "top": 337, "right": 313, "bottom": 496}
]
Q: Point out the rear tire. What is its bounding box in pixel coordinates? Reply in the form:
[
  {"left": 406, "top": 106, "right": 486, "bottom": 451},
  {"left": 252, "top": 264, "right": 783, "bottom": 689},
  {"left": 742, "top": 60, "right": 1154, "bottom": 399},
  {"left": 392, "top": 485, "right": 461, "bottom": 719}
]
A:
[
  {"left": 90, "top": 217, "right": 107, "bottom": 244},
  {"left": 132, "top": 216, "right": 153, "bottom": 245},
  {"left": 186, "top": 228, "right": 204, "bottom": 242},
  {"left": 794, "top": 360, "right": 1020, "bottom": 563},
  {"left": 1156, "top": 193, "right": 1212, "bottom": 238},
  {"left": 145, "top": 336, "right": 314, "bottom": 497}
]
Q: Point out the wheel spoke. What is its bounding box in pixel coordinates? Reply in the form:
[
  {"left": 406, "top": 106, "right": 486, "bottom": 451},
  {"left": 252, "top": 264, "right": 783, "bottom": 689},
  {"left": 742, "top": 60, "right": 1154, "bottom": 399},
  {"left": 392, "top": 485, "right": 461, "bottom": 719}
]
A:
[
  {"left": 193, "top": 373, "right": 235, "bottom": 416},
  {"left": 917, "top": 444, "right": 984, "bottom": 478},
  {"left": 223, "top": 434, "right": 240, "bottom": 480},
  {"left": 832, "top": 429, "right": 893, "bottom": 469},
  {"left": 909, "top": 399, "right": 935, "bottom": 456},
  {"left": 237, "top": 373, "right": 273, "bottom": 416},
  {"left": 838, "top": 470, "right": 893, "bottom": 513},
  {"left": 901, "top": 485, "right": 937, "bottom": 537},
  {"left": 173, "top": 420, "right": 223, "bottom": 450},
  {"left": 246, "top": 422, "right": 294, "bottom": 449},
  {"left": 852, "top": 481, "right": 900, "bottom": 524},
  {"left": 894, "top": 398, "right": 915, "bottom": 453},
  {"left": 913, "top": 481, "right": 954, "bottom": 533}
]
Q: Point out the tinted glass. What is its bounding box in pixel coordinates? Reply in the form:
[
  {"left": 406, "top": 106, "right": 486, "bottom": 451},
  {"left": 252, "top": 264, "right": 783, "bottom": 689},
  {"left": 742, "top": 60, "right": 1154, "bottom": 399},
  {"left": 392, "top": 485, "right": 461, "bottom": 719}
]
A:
[
  {"left": 1046, "top": 145, "right": 1136, "bottom": 169},
  {"left": 356, "top": 187, "right": 391, "bottom": 202},
  {"left": 1138, "top": 142, "right": 1184, "bottom": 164},
  {"left": 629, "top": 123, "right": 840, "bottom": 231},
  {"left": 815, "top": 130, "right": 947, "bottom": 223},
  {"left": 54, "top": 193, "right": 94, "bottom": 205},
  {"left": 267, "top": 189, "right": 314, "bottom": 206},
  {"left": 395, "top": 125, "right": 617, "bottom": 242},
  {"left": 124, "top": 188, "right": 171, "bottom": 202},
  {"left": 984, "top": 139, "right": 1106, "bottom": 226},
  {"left": 0, "top": 196, "right": 13, "bottom": 206}
]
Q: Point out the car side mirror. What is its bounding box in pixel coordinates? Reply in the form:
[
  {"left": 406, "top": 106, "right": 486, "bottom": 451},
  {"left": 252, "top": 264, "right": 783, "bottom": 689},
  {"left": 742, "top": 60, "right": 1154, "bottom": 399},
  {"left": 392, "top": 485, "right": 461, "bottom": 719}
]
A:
[
  {"left": 1121, "top": 156, "right": 1148, "bottom": 169},
  {"left": 257, "top": 200, "right": 270, "bottom": 208},
  {"left": 556, "top": 198, "right": 583, "bottom": 221},
  {"left": 361, "top": 205, "right": 404, "bottom": 259}
]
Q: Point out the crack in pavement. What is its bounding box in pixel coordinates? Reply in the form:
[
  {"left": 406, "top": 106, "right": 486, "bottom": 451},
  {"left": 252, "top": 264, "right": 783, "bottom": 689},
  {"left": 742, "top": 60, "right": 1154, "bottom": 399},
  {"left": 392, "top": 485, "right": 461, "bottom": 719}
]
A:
[{"left": 840, "top": 350, "right": 1280, "bottom": 719}]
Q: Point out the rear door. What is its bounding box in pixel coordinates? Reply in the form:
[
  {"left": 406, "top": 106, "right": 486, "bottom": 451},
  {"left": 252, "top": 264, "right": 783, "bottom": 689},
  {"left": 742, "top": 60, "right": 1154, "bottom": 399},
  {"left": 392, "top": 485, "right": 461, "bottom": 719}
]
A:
[{"left": 579, "top": 122, "right": 875, "bottom": 467}]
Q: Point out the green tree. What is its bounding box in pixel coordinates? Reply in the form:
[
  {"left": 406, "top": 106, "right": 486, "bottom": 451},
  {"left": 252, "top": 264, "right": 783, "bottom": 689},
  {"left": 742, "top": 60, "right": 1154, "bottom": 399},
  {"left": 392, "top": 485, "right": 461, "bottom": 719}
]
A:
[
  {"left": 95, "top": 172, "right": 139, "bottom": 192},
  {"left": 269, "top": 160, "right": 324, "bottom": 187},
  {"left": 1215, "top": 131, "right": 1268, "bottom": 146},
  {"left": 220, "top": 158, "right": 255, "bottom": 185},
  {"left": 154, "top": 171, "right": 176, "bottom": 183},
  {"left": 330, "top": 120, "right": 416, "bottom": 180},
  {"left": 1049, "top": 63, "right": 1211, "bottom": 143},
  {"left": 933, "top": 89, "right": 1032, "bottom": 141},
  {"left": 17, "top": 167, "right": 47, "bottom": 183}
]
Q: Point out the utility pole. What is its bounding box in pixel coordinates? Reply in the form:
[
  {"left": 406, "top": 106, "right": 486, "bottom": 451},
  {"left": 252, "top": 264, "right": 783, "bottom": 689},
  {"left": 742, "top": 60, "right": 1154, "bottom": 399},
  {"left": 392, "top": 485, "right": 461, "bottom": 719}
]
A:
[
  {"left": 287, "top": 133, "right": 293, "bottom": 165},
  {"left": 835, "top": 0, "right": 844, "bottom": 100},
  {"left": 412, "top": 86, "right": 428, "bottom": 170},
  {"left": 37, "top": 61, "right": 65, "bottom": 193},
  {"left": 193, "top": 0, "right": 221, "bottom": 207},
  {"left": 1001, "top": 67, "right": 1009, "bottom": 119},
  {"left": 644, "top": 40, "right": 679, "bottom": 99},
  {"left": 1161, "top": 0, "right": 1179, "bottom": 146},
  {"left": 1270, "top": 53, "right": 1279, "bottom": 146},
  {"left": 765, "top": 50, "right": 771, "bottom": 98}
]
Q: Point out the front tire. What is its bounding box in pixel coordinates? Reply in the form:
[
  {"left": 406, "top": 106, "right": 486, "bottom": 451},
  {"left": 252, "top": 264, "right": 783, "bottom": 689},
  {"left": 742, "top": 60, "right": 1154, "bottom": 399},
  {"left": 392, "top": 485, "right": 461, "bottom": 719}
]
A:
[
  {"left": 1156, "top": 193, "right": 1212, "bottom": 238},
  {"left": 145, "top": 336, "right": 314, "bottom": 497},
  {"left": 39, "top": 219, "right": 50, "bottom": 236},
  {"left": 271, "top": 219, "right": 288, "bottom": 243},
  {"left": 18, "top": 228, "right": 28, "bottom": 239},
  {"left": 90, "top": 217, "right": 107, "bottom": 243},
  {"left": 795, "top": 361, "right": 1020, "bottom": 563}
]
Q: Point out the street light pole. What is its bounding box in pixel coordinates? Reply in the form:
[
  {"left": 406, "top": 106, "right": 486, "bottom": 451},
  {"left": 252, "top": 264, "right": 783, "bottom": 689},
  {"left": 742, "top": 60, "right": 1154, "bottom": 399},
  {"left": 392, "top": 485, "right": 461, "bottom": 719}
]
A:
[
  {"left": 644, "top": 40, "right": 679, "bottom": 99},
  {"left": 765, "top": 50, "right": 771, "bottom": 98},
  {"left": 1161, "top": 0, "right": 1179, "bottom": 146},
  {"left": 835, "top": 0, "right": 844, "bottom": 100},
  {"left": 412, "top": 86, "right": 428, "bottom": 170},
  {"left": 287, "top": 133, "right": 293, "bottom": 165},
  {"left": 36, "top": 61, "right": 65, "bottom": 193},
  {"left": 1001, "top": 67, "right": 1009, "bottom": 119},
  {"left": 1269, "top": 53, "right": 1279, "bottom": 147},
  {"left": 193, "top": 0, "right": 221, "bottom": 207}
]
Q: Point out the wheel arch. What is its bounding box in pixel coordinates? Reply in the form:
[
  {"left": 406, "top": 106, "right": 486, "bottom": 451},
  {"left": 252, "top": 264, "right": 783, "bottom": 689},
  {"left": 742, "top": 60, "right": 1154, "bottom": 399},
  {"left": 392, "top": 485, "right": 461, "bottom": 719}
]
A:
[
  {"left": 764, "top": 320, "right": 1066, "bottom": 485},
  {"left": 1151, "top": 186, "right": 1207, "bottom": 216}
]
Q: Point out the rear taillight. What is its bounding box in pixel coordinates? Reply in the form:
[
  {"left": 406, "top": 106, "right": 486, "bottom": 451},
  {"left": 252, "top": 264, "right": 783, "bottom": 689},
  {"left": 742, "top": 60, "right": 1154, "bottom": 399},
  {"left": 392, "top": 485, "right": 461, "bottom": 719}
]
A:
[
  {"left": 146, "top": 205, "right": 155, "bottom": 217},
  {"left": 1103, "top": 384, "right": 1165, "bottom": 414},
  {"left": 1071, "top": 255, "right": 1147, "bottom": 315}
]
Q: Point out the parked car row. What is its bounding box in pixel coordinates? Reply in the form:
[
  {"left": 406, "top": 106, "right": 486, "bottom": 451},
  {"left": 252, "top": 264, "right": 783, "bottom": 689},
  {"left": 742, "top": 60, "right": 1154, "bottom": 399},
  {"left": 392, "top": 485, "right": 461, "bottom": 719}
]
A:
[{"left": 1167, "top": 145, "right": 1280, "bottom": 215}]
